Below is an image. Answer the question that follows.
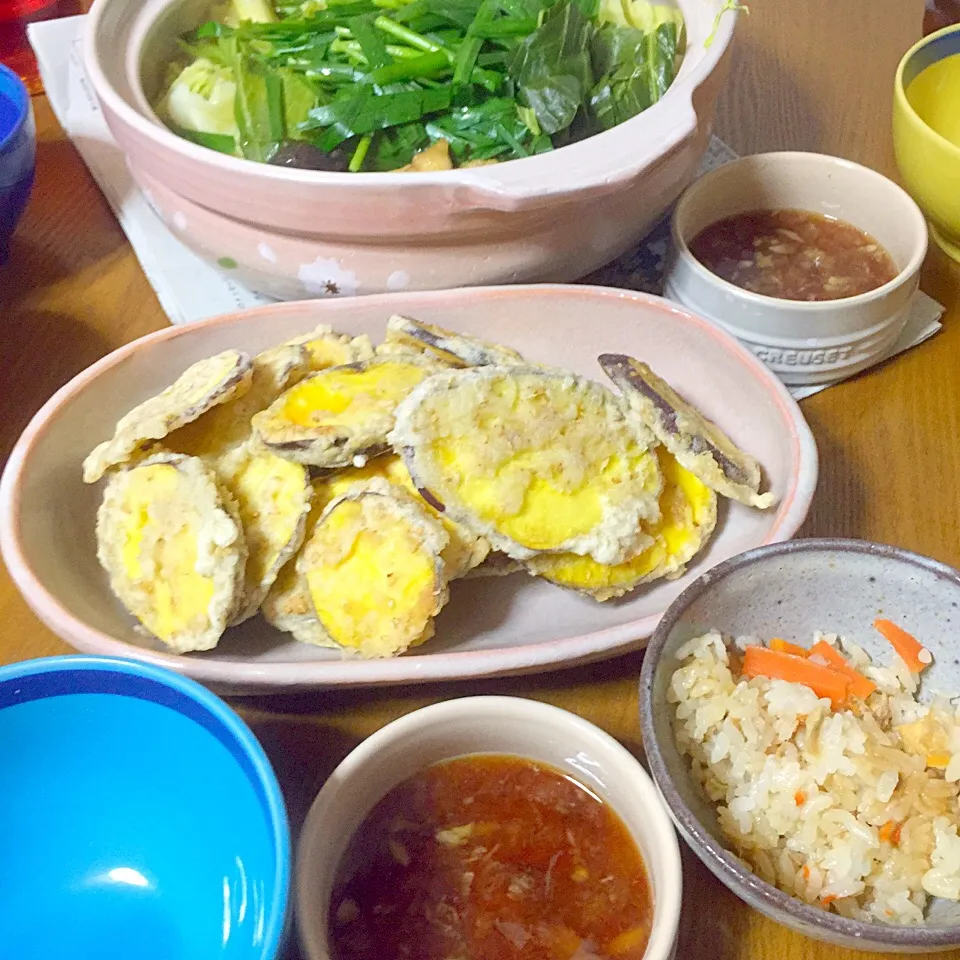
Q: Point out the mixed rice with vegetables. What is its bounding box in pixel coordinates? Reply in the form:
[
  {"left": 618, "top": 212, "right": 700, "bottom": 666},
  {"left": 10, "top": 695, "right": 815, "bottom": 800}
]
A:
[{"left": 670, "top": 620, "right": 960, "bottom": 925}]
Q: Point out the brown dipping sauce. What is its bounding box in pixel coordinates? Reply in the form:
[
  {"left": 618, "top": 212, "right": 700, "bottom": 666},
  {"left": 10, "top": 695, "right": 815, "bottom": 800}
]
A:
[
  {"left": 328, "top": 754, "right": 654, "bottom": 960},
  {"left": 688, "top": 209, "right": 898, "bottom": 302}
]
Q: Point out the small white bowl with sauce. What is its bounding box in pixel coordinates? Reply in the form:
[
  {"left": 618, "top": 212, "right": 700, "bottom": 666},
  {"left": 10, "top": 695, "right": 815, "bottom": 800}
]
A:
[
  {"left": 663, "top": 152, "right": 928, "bottom": 386},
  {"left": 296, "top": 696, "right": 682, "bottom": 960}
]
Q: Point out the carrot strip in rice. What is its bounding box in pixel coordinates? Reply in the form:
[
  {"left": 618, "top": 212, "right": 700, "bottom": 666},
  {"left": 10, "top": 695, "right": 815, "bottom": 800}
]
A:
[
  {"left": 742, "top": 646, "right": 851, "bottom": 708},
  {"left": 874, "top": 618, "right": 932, "bottom": 672},
  {"left": 809, "top": 639, "right": 877, "bottom": 700},
  {"left": 769, "top": 637, "right": 810, "bottom": 657}
]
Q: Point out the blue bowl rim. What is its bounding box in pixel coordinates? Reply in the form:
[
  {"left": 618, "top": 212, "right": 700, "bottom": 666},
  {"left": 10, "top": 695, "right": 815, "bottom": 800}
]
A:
[
  {"left": 638, "top": 537, "right": 960, "bottom": 946},
  {"left": 0, "top": 653, "right": 292, "bottom": 959},
  {"left": 0, "top": 63, "right": 30, "bottom": 155}
]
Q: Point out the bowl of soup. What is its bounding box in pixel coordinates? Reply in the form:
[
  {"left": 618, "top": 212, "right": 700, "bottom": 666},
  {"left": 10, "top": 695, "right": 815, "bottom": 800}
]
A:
[
  {"left": 894, "top": 23, "right": 960, "bottom": 265},
  {"left": 662, "top": 152, "right": 928, "bottom": 387},
  {"left": 296, "top": 696, "right": 682, "bottom": 960}
]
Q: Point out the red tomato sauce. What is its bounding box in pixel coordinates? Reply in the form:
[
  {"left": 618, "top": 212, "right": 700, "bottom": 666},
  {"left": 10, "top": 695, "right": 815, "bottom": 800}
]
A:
[{"left": 328, "top": 754, "right": 654, "bottom": 960}]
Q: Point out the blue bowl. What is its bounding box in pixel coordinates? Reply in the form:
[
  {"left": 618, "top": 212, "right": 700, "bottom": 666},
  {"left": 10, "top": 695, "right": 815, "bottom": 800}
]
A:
[
  {"left": 0, "top": 655, "right": 290, "bottom": 960},
  {"left": 0, "top": 63, "right": 35, "bottom": 261}
]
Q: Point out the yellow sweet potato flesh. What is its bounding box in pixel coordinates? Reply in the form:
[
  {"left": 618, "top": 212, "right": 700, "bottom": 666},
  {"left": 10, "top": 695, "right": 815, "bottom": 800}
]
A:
[
  {"left": 280, "top": 361, "right": 427, "bottom": 430},
  {"left": 116, "top": 463, "right": 216, "bottom": 641},
  {"left": 303, "top": 496, "right": 444, "bottom": 657},
  {"left": 227, "top": 450, "right": 309, "bottom": 602},
  {"left": 314, "top": 455, "right": 488, "bottom": 577},
  {"left": 530, "top": 450, "right": 716, "bottom": 596},
  {"left": 406, "top": 373, "right": 659, "bottom": 558}
]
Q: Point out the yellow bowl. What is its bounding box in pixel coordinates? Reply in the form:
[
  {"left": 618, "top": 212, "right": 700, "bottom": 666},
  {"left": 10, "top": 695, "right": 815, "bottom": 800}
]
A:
[{"left": 893, "top": 24, "right": 960, "bottom": 263}]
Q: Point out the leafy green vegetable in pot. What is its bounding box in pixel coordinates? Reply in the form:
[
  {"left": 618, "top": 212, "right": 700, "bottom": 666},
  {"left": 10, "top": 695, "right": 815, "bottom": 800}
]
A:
[
  {"left": 588, "top": 20, "right": 680, "bottom": 131},
  {"left": 156, "top": 0, "right": 687, "bottom": 171},
  {"left": 234, "top": 55, "right": 285, "bottom": 161},
  {"left": 507, "top": 1, "right": 594, "bottom": 135},
  {"left": 427, "top": 97, "right": 550, "bottom": 159}
]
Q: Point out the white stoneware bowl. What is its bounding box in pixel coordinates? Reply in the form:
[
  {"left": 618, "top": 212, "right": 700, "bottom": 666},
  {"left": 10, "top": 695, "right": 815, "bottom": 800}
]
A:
[
  {"left": 663, "top": 153, "right": 928, "bottom": 387},
  {"left": 0, "top": 285, "right": 817, "bottom": 694},
  {"left": 640, "top": 538, "right": 960, "bottom": 952},
  {"left": 296, "top": 696, "right": 683, "bottom": 960},
  {"left": 83, "top": 0, "right": 737, "bottom": 299}
]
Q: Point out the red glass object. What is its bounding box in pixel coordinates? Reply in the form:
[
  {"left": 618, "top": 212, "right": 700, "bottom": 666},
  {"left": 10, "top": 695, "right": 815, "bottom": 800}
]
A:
[
  {"left": 924, "top": 0, "right": 960, "bottom": 35},
  {"left": 0, "top": 0, "right": 85, "bottom": 95}
]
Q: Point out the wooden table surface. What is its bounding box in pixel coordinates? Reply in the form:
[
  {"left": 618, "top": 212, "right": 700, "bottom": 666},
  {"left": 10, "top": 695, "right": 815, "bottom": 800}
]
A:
[{"left": 3, "top": 1, "right": 960, "bottom": 957}]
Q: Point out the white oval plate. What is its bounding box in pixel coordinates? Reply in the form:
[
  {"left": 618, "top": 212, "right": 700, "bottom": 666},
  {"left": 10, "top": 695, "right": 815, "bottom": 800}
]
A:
[{"left": 0, "top": 285, "right": 818, "bottom": 692}]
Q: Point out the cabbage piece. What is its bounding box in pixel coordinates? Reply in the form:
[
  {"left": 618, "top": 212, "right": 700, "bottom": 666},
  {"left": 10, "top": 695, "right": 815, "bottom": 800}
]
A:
[
  {"left": 596, "top": 0, "right": 684, "bottom": 33},
  {"left": 231, "top": 0, "right": 278, "bottom": 22},
  {"left": 164, "top": 57, "right": 239, "bottom": 137},
  {"left": 212, "top": 0, "right": 278, "bottom": 24}
]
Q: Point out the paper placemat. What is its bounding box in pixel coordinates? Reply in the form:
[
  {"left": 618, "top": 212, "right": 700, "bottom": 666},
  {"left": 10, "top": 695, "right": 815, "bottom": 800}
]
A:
[{"left": 29, "top": 14, "right": 944, "bottom": 402}]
